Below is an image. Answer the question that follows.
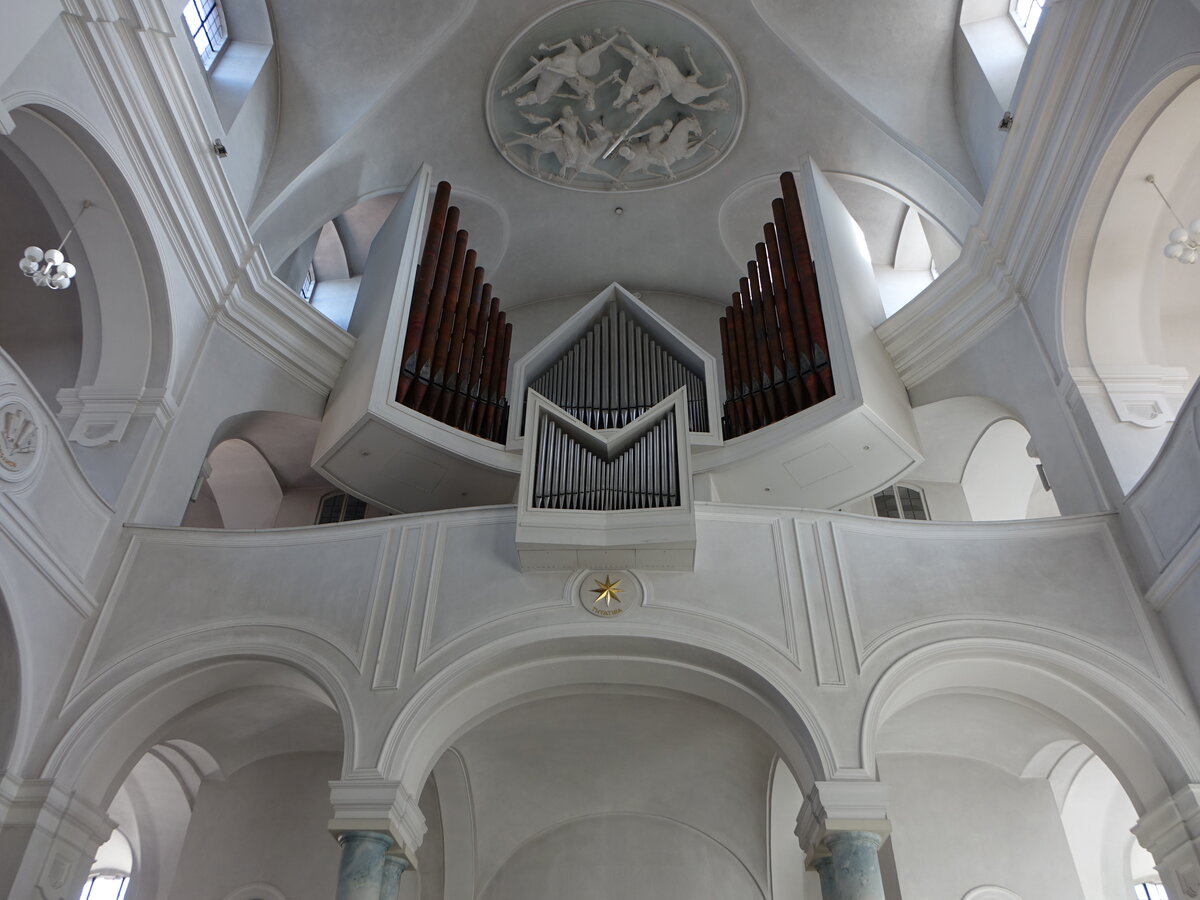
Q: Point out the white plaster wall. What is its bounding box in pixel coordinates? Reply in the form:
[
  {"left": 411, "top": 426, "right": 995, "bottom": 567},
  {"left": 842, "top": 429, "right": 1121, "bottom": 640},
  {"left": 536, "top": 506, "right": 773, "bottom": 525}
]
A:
[
  {"left": 480, "top": 814, "right": 764, "bottom": 900},
  {"left": 169, "top": 752, "right": 342, "bottom": 900},
  {"left": 880, "top": 753, "right": 1087, "bottom": 900}
]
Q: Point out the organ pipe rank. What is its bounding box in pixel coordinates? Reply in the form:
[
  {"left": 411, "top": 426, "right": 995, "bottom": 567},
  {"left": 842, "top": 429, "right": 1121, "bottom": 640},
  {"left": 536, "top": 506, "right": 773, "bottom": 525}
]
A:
[
  {"left": 720, "top": 171, "right": 834, "bottom": 438},
  {"left": 396, "top": 181, "right": 512, "bottom": 443}
]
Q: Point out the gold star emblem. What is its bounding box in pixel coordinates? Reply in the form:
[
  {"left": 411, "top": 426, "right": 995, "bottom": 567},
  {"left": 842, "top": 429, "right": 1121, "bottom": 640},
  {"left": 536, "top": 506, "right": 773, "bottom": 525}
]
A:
[{"left": 591, "top": 575, "right": 624, "bottom": 608}]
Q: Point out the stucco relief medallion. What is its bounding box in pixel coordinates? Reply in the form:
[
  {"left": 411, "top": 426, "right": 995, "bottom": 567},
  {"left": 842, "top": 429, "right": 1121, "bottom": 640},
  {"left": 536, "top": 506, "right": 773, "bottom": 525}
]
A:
[
  {"left": 486, "top": 0, "right": 745, "bottom": 191},
  {"left": 0, "top": 397, "right": 40, "bottom": 484},
  {"left": 577, "top": 569, "right": 643, "bottom": 617}
]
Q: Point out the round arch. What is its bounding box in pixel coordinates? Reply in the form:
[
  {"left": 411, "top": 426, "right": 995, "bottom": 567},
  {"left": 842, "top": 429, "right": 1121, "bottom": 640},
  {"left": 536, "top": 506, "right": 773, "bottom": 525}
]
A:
[
  {"left": 0, "top": 587, "right": 21, "bottom": 774},
  {"left": 378, "top": 633, "right": 834, "bottom": 804},
  {"left": 43, "top": 649, "right": 356, "bottom": 810},
  {"left": 861, "top": 639, "right": 1200, "bottom": 816},
  {"left": 1061, "top": 59, "right": 1200, "bottom": 492}
]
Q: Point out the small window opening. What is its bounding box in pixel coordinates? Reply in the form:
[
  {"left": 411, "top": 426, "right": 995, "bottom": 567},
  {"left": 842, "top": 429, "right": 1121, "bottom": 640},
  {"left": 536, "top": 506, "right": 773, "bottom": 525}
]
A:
[
  {"left": 873, "top": 485, "right": 929, "bottom": 520},
  {"left": 1009, "top": 0, "right": 1045, "bottom": 41},
  {"left": 300, "top": 262, "right": 316, "bottom": 302},
  {"left": 1134, "top": 885, "right": 1168, "bottom": 900},
  {"left": 182, "top": 0, "right": 228, "bottom": 69},
  {"left": 317, "top": 492, "right": 368, "bottom": 525},
  {"left": 79, "top": 875, "right": 130, "bottom": 900}
]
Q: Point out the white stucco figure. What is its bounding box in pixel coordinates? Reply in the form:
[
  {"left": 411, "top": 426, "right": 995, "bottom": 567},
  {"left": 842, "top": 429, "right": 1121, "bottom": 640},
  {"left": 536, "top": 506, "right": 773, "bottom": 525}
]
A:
[
  {"left": 501, "top": 31, "right": 621, "bottom": 111},
  {"left": 616, "top": 115, "right": 713, "bottom": 179}
]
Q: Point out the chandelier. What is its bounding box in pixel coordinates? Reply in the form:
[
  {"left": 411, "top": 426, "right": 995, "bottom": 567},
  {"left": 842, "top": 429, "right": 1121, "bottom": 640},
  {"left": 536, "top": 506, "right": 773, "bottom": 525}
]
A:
[
  {"left": 17, "top": 200, "right": 92, "bottom": 289},
  {"left": 1146, "top": 175, "right": 1199, "bottom": 265}
]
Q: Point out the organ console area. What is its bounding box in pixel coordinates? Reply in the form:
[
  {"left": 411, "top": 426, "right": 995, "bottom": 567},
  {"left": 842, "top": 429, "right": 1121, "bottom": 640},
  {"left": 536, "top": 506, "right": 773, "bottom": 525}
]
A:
[{"left": 314, "top": 159, "right": 922, "bottom": 562}]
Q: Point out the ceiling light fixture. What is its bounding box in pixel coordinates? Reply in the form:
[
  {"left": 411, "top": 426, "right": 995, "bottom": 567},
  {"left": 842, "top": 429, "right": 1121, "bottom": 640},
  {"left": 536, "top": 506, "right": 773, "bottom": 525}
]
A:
[
  {"left": 17, "top": 200, "right": 92, "bottom": 289},
  {"left": 1146, "top": 175, "right": 1200, "bottom": 265}
]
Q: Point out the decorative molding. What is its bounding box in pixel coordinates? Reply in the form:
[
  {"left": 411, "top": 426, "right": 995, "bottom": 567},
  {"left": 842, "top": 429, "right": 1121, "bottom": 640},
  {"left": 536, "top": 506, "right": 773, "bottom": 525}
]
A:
[
  {"left": 0, "top": 395, "right": 42, "bottom": 483},
  {"left": 876, "top": 0, "right": 1154, "bottom": 389},
  {"left": 795, "top": 780, "right": 891, "bottom": 861},
  {"left": 56, "top": 385, "right": 178, "bottom": 446},
  {"left": 328, "top": 777, "right": 427, "bottom": 859}
]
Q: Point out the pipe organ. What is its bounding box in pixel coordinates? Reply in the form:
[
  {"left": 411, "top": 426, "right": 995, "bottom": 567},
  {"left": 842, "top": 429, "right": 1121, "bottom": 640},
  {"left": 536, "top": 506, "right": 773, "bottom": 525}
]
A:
[
  {"left": 530, "top": 409, "right": 680, "bottom": 511},
  {"left": 720, "top": 171, "right": 834, "bottom": 438},
  {"left": 526, "top": 301, "right": 709, "bottom": 433},
  {"left": 395, "top": 181, "right": 512, "bottom": 443}
]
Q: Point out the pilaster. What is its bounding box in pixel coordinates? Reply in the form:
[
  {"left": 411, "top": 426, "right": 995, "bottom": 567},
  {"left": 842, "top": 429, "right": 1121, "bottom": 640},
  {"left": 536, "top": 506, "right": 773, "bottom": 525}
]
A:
[{"left": 1134, "top": 785, "right": 1200, "bottom": 899}]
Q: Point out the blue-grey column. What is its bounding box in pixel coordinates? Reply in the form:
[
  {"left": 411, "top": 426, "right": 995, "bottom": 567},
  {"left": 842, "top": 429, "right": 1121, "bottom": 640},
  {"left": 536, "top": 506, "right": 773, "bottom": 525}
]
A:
[
  {"left": 335, "top": 831, "right": 394, "bottom": 900},
  {"left": 379, "top": 855, "right": 410, "bottom": 900},
  {"left": 813, "top": 831, "right": 886, "bottom": 900}
]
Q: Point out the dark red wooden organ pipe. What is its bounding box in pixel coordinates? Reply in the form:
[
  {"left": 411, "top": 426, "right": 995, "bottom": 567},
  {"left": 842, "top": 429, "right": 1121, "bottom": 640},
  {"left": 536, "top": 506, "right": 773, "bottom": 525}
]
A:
[
  {"left": 396, "top": 182, "right": 512, "bottom": 443},
  {"left": 719, "top": 172, "right": 835, "bottom": 438}
]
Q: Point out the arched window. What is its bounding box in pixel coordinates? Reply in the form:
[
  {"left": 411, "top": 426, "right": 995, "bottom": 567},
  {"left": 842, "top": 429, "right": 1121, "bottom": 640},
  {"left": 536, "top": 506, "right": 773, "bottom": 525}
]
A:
[
  {"left": 181, "top": 0, "right": 229, "bottom": 70},
  {"left": 79, "top": 875, "right": 129, "bottom": 900},
  {"left": 873, "top": 484, "right": 928, "bottom": 520},
  {"left": 317, "top": 491, "right": 367, "bottom": 524},
  {"left": 1134, "top": 884, "right": 1168, "bottom": 900},
  {"left": 1009, "top": 0, "right": 1046, "bottom": 41}
]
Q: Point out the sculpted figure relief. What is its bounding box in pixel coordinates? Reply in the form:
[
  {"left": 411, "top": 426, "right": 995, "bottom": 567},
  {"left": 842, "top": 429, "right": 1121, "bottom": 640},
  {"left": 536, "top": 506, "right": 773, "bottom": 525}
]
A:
[{"left": 497, "top": 22, "right": 735, "bottom": 188}]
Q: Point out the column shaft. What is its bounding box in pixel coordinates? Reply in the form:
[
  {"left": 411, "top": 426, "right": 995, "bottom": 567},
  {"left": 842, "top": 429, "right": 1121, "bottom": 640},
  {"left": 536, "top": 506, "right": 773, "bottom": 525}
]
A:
[
  {"left": 335, "top": 831, "right": 394, "bottom": 900},
  {"left": 813, "top": 831, "right": 886, "bottom": 900}
]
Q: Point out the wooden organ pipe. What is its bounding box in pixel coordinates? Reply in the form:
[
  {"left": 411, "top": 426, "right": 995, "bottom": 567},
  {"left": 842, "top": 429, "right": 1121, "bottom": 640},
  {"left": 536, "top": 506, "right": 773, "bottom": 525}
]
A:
[
  {"left": 719, "top": 172, "right": 836, "bottom": 438},
  {"left": 780, "top": 170, "right": 834, "bottom": 399},
  {"left": 395, "top": 181, "right": 512, "bottom": 442},
  {"left": 397, "top": 182, "right": 453, "bottom": 402}
]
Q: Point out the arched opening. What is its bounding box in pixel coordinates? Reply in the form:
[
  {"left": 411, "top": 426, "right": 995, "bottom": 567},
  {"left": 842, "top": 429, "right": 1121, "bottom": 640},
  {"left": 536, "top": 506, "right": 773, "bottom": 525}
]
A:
[
  {"left": 0, "top": 592, "right": 20, "bottom": 776},
  {"left": 182, "top": 411, "right": 389, "bottom": 528},
  {"left": 719, "top": 172, "right": 960, "bottom": 324},
  {"left": 0, "top": 102, "right": 171, "bottom": 503},
  {"left": 864, "top": 646, "right": 1200, "bottom": 900},
  {"left": 851, "top": 396, "right": 1059, "bottom": 521},
  {"left": 1064, "top": 66, "right": 1200, "bottom": 493},
  {"left": 424, "top": 691, "right": 791, "bottom": 900},
  {"left": 52, "top": 659, "right": 348, "bottom": 900},
  {"left": 961, "top": 418, "right": 1059, "bottom": 520},
  {"left": 273, "top": 186, "right": 507, "bottom": 332}
]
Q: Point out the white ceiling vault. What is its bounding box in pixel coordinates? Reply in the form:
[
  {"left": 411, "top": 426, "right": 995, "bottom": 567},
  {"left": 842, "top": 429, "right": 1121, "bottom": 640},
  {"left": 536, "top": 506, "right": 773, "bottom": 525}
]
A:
[{"left": 251, "top": 0, "right": 980, "bottom": 307}]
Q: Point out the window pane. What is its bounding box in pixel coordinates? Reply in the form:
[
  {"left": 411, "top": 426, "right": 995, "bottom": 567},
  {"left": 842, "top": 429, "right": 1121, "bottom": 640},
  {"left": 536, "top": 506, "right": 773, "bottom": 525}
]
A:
[
  {"left": 1026, "top": 1, "right": 1044, "bottom": 34},
  {"left": 317, "top": 493, "right": 344, "bottom": 524},
  {"left": 343, "top": 496, "right": 368, "bottom": 521},
  {"left": 874, "top": 490, "right": 900, "bottom": 518},
  {"left": 181, "top": 1, "right": 202, "bottom": 34}
]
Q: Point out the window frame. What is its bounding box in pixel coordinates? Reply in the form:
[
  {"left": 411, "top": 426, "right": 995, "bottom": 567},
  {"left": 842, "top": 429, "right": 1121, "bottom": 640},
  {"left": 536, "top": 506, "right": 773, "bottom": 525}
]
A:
[
  {"left": 181, "top": 0, "right": 230, "bottom": 71},
  {"left": 1008, "top": 0, "right": 1045, "bottom": 42},
  {"left": 873, "top": 484, "right": 930, "bottom": 521},
  {"left": 316, "top": 491, "right": 368, "bottom": 525}
]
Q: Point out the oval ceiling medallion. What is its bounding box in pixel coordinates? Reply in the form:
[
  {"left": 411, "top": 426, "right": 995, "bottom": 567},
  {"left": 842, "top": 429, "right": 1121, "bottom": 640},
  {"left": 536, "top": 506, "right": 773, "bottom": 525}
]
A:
[{"left": 486, "top": 0, "right": 745, "bottom": 192}]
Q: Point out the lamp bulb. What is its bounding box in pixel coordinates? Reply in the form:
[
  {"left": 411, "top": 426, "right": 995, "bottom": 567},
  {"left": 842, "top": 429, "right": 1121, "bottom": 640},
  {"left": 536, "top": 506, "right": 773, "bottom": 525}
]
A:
[
  {"left": 32, "top": 273, "right": 48, "bottom": 286},
  {"left": 58, "top": 262, "right": 76, "bottom": 279},
  {"left": 23, "top": 247, "right": 43, "bottom": 262},
  {"left": 49, "top": 273, "right": 70, "bottom": 289},
  {"left": 1184, "top": 248, "right": 1199, "bottom": 265},
  {"left": 43, "top": 248, "right": 64, "bottom": 266},
  {"left": 18, "top": 258, "right": 39, "bottom": 275},
  {"left": 1188, "top": 219, "right": 1200, "bottom": 242},
  {"left": 1165, "top": 242, "right": 1184, "bottom": 259}
]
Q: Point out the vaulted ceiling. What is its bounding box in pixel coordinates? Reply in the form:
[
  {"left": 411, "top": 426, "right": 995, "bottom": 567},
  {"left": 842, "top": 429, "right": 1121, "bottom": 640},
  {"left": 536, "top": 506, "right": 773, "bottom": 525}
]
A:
[{"left": 249, "top": 0, "right": 981, "bottom": 307}]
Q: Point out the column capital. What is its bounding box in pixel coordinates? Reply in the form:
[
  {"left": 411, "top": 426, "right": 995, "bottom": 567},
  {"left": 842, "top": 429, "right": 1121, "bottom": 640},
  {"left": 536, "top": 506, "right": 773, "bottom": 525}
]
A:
[
  {"left": 328, "top": 777, "right": 426, "bottom": 861},
  {"left": 1133, "top": 785, "right": 1200, "bottom": 899},
  {"left": 796, "top": 780, "right": 891, "bottom": 867}
]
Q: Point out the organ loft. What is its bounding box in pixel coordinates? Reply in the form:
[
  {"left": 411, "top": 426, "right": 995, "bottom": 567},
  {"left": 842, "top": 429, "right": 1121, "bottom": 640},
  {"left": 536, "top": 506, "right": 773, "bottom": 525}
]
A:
[{"left": 3, "top": 2, "right": 1200, "bottom": 900}]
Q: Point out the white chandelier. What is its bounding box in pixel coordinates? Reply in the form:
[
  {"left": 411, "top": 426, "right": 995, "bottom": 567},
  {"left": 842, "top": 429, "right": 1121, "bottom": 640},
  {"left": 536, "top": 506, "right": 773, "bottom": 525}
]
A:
[
  {"left": 1146, "top": 175, "right": 1200, "bottom": 265},
  {"left": 17, "top": 200, "right": 92, "bottom": 290}
]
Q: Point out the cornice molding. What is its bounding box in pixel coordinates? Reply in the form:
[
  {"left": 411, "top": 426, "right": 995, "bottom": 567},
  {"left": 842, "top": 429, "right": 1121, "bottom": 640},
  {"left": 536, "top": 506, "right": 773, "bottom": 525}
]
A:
[
  {"left": 57, "top": 5, "right": 354, "bottom": 395},
  {"left": 878, "top": 0, "right": 1155, "bottom": 390}
]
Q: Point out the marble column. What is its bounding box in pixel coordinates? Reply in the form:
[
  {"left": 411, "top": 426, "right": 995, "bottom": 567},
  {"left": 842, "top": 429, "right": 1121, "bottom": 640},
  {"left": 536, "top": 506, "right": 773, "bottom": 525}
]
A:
[
  {"left": 380, "top": 854, "right": 410, "bottom": 900},
  {"left": 812, "top": 831, "right": 886, "bottom": 900},
  {"left": 335, "top": 830, "right": 394, "bottom": 900}
]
